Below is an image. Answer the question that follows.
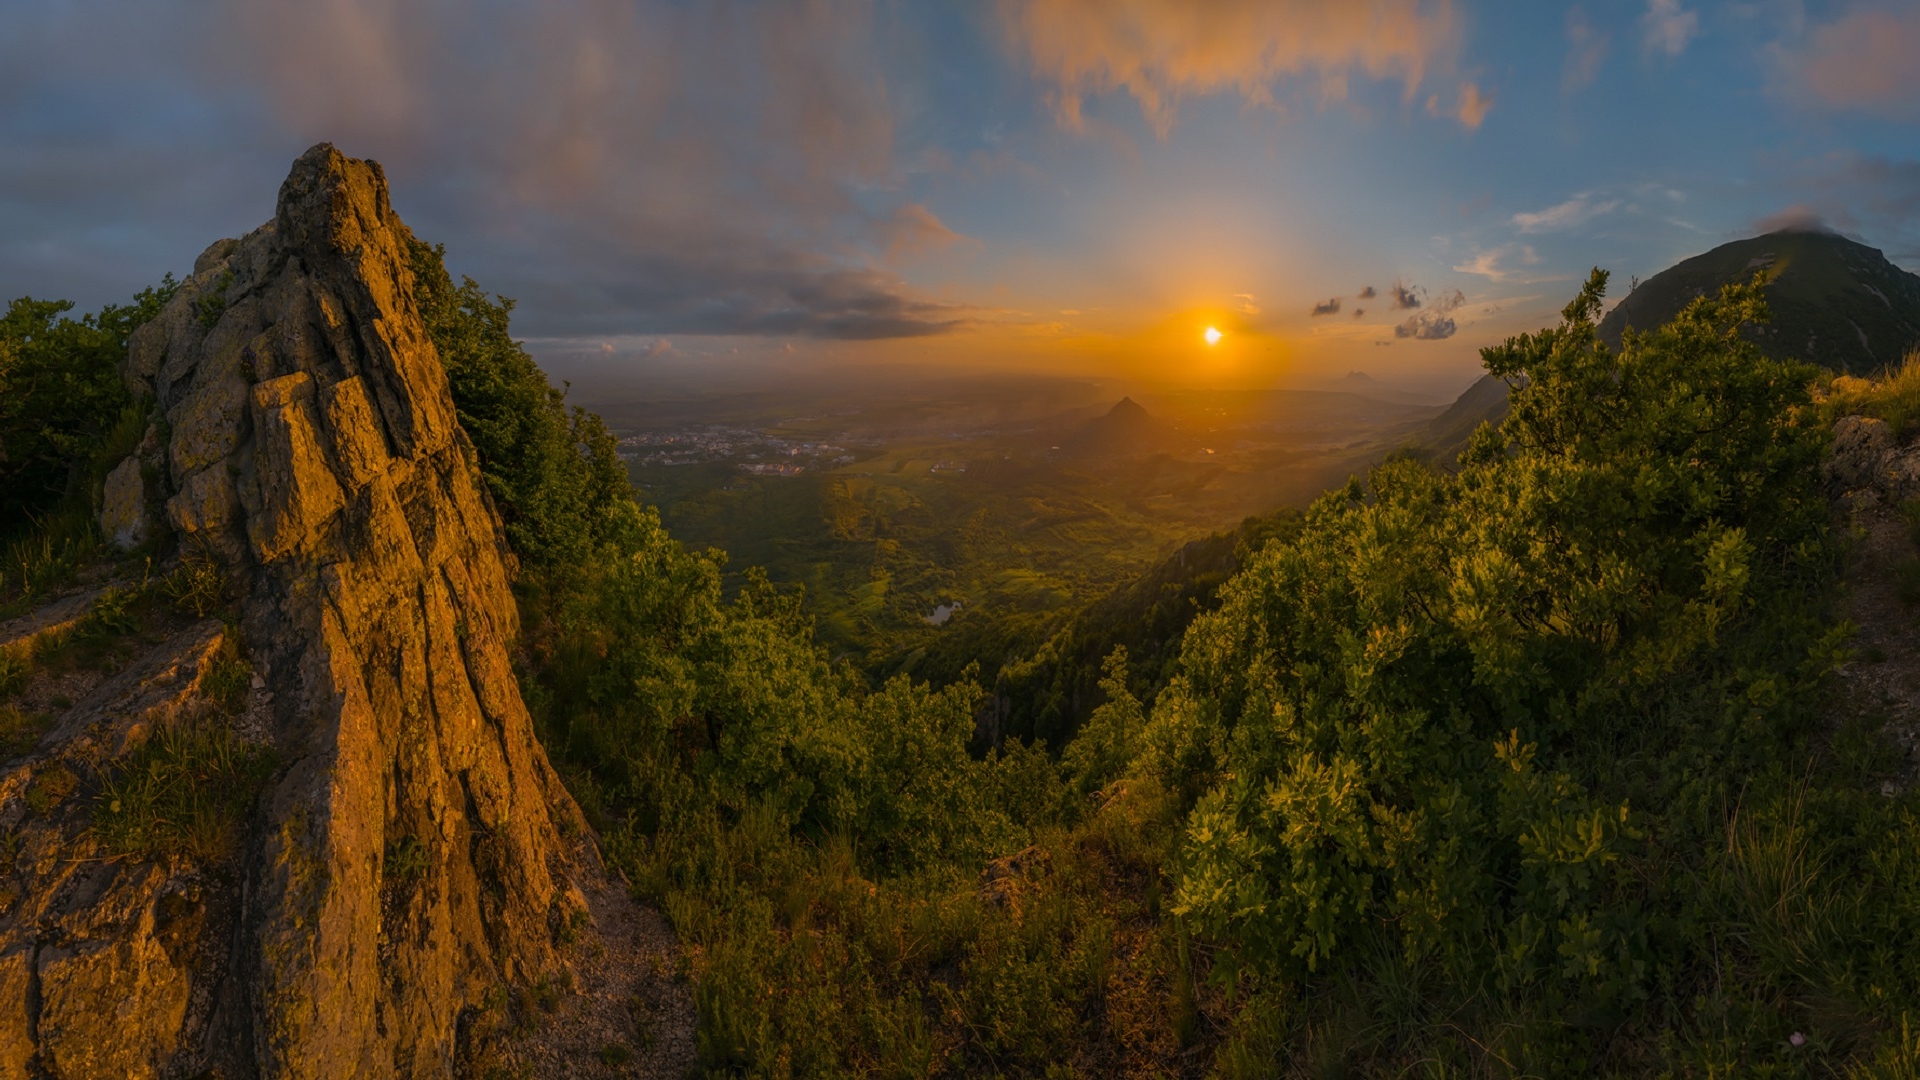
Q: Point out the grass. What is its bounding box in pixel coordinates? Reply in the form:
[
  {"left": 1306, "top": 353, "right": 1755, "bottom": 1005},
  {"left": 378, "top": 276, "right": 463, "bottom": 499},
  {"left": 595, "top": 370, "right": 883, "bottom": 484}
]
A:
[
  {"left": 91, "top": 719, "right": 276, "bottom": 862},
  {"left": 161, "top": 545, "right": 227, "bottom": 619},
  {"left": 599, "top": 775, "right": 1215, "bottom": 1078},
  {"left": 0, "top": 504, "right": 100, "bottom": 618},
  {"left": 25, "top": 762, "right": 79, "bottom": 814},
  {"left": 0, "top": 703, "right": 50, "bottom": 760},
  {"left": 1823, "top": 349, "right": 1920, "bottom": 438}
]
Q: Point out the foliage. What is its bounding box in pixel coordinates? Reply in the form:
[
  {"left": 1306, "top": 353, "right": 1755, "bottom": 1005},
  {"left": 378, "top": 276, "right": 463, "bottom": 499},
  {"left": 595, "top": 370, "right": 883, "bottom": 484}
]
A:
[
  {"left": 919, "top": 509, "right": 1301, "bottom": 752},
  {"left": 408, "top": 240, "right": 632, "bottom": 570},
  {"left": 92, "top": 720, "right": 276, "bottom": 862},
  {"left": 468, "top": 250, "right": 1917, "bottom": 1072},
  {"left": 1136, "top": 271, "right": 1920, "bottom": 1073},
  {"left": 0, "top": 278, "right": 176, "bottom": 537}
]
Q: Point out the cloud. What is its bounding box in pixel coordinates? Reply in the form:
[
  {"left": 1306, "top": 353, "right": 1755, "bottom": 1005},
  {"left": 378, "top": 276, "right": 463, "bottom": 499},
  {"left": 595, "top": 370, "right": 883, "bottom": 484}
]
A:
[
  {"left": 1394, "top": 288, "right": 1465, "bottom": 340},
  {"left": 1426, "top": 81, "right": 1492, "bottom": 129},
  {"left": 1390, "top": 279, "right": 1422, "bottom": 309},
  {"left": 1512, "top": 192, "right": 1621, "bottom": 233},
  {"left": 1752, "top": 205, "right": 1838, "bottom": 235},
  {"left": 0, "top": 0, "right": 973, "bottom": 342},
  {"left": 1772, "top": 5, "right": 1920, "bottom": 120},
  {"left": 1353, "top": 307, "right": 1366, "bottom": 318},
  {"left": 1453, "top": 243, "right": 1540, "bottom": 282},
  {"left": 1310, "top": 297, "right": 1341, "bottom": 316},
  {"left": 1234, "top": 292, "right": 1261, "bottom": 314},
  {"left": 1769, "top": 154, "right": 1920, "bottom": 264},
  {"left": 1642, "top": 0, "right": 1699, "bottom": 58},
  {"left": 1562, "top": 7, "right": 1609, "bottom": 93},
  {"left": 998, "top": 0, "right": 1463, "bottom": 138},
  {"left": 1357, "top": 285, "right": 1377, "bottom": 299},
  {"left": 886, "top": 203, "right": 966, "bottom": 259}
]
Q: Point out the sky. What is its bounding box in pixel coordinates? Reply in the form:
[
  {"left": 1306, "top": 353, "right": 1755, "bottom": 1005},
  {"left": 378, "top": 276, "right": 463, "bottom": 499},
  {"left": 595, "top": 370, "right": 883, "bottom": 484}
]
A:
[{"left": 3, "top": 0, "right": 1918, "bottom": 398}]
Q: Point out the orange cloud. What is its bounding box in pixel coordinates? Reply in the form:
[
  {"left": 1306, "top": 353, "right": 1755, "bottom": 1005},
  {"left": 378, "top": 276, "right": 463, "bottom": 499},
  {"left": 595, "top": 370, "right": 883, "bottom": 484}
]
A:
[
  {"left": 1777, "top": 5, "right": 1920, "bottom": 120},
  {"left": 999, "top": 0, "right": 1462, "bottom": 138},
  {"left": 1426, "top": 80, "right": 1491, "bottom": 129},
  {"left": 886, "top": 203, "right": 967, "bottom": 259}
]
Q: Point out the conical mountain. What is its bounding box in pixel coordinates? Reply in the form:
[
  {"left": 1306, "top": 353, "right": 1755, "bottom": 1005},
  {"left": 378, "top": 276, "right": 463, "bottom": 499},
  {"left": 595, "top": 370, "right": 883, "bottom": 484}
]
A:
[{"left": 1060, "top": 396, "right": 1174, "bottom": 459}]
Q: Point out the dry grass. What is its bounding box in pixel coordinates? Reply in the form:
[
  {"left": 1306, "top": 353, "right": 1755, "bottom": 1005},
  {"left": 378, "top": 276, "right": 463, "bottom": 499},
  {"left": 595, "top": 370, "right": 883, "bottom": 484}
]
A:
[{"left": 1821, "top": 349, "right": 1920, "bottom": 438}]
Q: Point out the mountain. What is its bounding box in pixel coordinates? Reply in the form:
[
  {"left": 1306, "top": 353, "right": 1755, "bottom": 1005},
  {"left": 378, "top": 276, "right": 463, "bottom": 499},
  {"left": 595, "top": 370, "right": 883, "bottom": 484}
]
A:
[
  {"left": 1600, "top": 228, "right": 1920, "bottom": 373},
  {"left": 0, "top": 146, "right": 674, "bottom": 1076},
  {"left": 1416, "top": 229, "right": 1920, "bottom": 463},
  {"left": 1058, "top": 396, "right": 1177, "bottom": 459}
]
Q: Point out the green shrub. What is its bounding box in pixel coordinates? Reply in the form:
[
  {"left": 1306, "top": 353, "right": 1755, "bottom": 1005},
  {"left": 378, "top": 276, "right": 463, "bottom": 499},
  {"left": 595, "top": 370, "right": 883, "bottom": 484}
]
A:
[
  {"left": 0, "top": 278, "right": 176, "bottom": 538},
  {"left": 408, "top": 241, "right": 633, "bottom": 571},
  {"left": 385, "top": 834, "right": 429, "bottom": 887}
]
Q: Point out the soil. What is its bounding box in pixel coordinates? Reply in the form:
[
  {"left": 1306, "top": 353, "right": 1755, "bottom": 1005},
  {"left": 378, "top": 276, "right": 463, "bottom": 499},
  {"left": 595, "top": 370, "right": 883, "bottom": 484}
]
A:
[{"left": 496, "top": 840, "right": 698, "bottom": 1078}]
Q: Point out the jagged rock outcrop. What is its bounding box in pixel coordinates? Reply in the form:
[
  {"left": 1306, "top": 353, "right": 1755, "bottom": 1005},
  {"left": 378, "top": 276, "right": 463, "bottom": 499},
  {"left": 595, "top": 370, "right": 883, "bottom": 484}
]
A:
[{"left": 1, "top": 145, "right": 599, "bottom": 1077}]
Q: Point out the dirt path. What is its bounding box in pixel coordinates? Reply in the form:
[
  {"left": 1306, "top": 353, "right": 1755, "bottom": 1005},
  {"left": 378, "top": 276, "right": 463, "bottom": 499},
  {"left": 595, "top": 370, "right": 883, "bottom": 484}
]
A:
[{"left": 496, "top": 840, "right": 698, "bottom": 1078}]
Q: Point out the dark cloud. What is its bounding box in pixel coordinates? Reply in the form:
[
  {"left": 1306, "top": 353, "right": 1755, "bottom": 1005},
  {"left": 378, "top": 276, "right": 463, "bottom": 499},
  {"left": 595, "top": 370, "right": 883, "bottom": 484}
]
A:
[
  {"left": 1310, "top": 297, "right": 1341, "bottom": 316},
  {"left": 1390, "top": 279, "right": 1423, "bottom": 309},
  {"left": 1393, "top": 288, "right": 1465, "bottom": 340},
  {"left": 1352, "top": 307, "right": 1365, "bottom": 318},
  {"left": 0, "top": 0, "right": 971, "bottom": 342},
  {"left": 1357, "top": 285, "right": 1376, "bottom": 299}
]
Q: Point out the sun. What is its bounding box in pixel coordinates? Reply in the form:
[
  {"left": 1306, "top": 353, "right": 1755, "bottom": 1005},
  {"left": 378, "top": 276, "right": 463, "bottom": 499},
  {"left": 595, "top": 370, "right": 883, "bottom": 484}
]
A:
[{"left": 1204, "top": 326, "right": 1223, "bottom": 346}]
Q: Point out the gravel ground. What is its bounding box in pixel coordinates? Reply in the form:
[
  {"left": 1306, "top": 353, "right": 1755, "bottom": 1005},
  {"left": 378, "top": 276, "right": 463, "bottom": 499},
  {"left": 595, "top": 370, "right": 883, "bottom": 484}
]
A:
[{"left": 497, "top": 841, "right": 698, "bottom": 1078}]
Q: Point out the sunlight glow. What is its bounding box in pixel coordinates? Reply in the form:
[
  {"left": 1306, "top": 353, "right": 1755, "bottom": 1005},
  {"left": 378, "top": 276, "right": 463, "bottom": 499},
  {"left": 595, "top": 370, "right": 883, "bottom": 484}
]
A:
[{"left": 1204, "top": 326, "right": 1223, "bottom": 346}]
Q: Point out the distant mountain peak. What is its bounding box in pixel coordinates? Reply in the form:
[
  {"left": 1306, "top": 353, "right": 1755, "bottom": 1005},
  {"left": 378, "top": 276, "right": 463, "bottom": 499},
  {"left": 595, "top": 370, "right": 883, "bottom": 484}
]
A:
[{"left": 1064, "top": 395, "right": 1171, "bottom": 458}]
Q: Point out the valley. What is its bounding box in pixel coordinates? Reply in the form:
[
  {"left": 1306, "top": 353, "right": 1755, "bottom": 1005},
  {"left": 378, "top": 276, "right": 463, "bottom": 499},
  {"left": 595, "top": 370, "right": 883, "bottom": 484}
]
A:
[{"left": 587, "top": 376, "right": 1444, "bottom": 669}]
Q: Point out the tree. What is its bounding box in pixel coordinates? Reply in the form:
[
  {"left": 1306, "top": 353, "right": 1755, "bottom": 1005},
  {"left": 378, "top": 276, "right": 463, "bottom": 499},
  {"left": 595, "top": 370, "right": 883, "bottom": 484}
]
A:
[
  {"left": 408, "top": 240, "right": 633, "bottom": 570},
  {"left": 0, "top": 277, "right": 176, "bottom": 534}
]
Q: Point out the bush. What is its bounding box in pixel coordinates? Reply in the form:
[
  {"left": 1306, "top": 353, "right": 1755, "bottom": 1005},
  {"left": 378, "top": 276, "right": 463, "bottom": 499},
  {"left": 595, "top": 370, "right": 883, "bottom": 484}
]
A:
[
  {"left": 0, "top": 278, "right": 175, "bottom": 539},
  {"left": 1141, "top": 271, "right": 1920, "bottom": 1073},
  {"left": 408, "top": 241, "right": 632, "bottom": 571}
]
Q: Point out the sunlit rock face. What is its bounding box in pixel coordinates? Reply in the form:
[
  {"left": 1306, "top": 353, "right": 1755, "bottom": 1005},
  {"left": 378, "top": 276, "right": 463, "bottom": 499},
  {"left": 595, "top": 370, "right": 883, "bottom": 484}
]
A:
[{"left": 1, "top": 144, "right": 588, "bottom": 1078}]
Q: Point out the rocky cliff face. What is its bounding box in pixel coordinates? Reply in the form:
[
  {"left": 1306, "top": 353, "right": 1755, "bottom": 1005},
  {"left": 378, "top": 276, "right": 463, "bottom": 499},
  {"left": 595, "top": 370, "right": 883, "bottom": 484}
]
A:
[{"left": 0, "top": 145, "right": 601, "bottom": 1077}]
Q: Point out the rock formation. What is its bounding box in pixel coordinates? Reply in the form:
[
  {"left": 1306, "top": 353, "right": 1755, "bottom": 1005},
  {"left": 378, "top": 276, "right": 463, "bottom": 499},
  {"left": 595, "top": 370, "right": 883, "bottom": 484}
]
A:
[{"left": 0, "top": 145, "right": 600, "bottom": 1077}]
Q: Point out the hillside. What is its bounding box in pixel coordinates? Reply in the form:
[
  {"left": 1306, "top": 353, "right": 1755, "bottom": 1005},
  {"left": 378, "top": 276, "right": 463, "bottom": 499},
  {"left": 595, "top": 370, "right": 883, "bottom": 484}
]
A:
[
  {"left": 1417, "top": 228, "right": 1920, "bottom": 462},
  {"left": 1601, "top": 228, "right": 1920, "bottom": 372}
]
